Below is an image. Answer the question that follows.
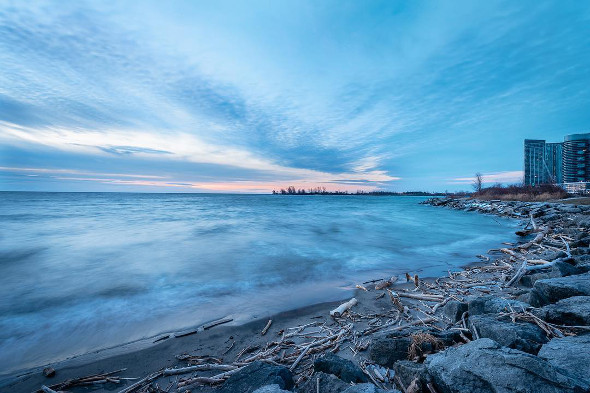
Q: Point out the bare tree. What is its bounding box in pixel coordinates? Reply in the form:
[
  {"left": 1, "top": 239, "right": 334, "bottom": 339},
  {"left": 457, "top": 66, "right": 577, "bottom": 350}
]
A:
[{"left": 473, "top": 172, "right": 483, "bottom": 193}]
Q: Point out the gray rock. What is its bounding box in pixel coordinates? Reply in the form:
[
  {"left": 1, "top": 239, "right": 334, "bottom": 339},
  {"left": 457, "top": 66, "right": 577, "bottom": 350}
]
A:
[
  {"left": 537, "top": 250, "right": 568, "bottom": 261},
  {"left": 442, "top": 300, "right": 467, "bottom": 322},
  {"left": 572, "top": 247, "right": 590, "bottom": 256},
  {"left": 520, "top": 272, "right": 552, "bottom": 287},
  {"left": 530, "top": 272, "right": 590, "bottom": 306},
  {"left": 520, "top": 260, "right": 582, "bottom": 287},
  {"left": 551, "top": 259, "right": 583, "bottom": 277},
  {"left": 424, "top": 338, "right": 588, "bottom": 393},
  {"left": 314, "top": 353, "right": 368, "bottom": 383},
  {"left": 468, "top": 295, "right": 529, "bottom": 316},
  {"left": 297, "top": 372, "right": 349, "bottom": 393},
  {"left": 392, "top": 360, "right": 430, "bottom": 392},
  {"left": 573, "top": 254, "right": 590, "bottom": 265},
  {"left": 534, "top": 296, "right": 590, "bottom": 326},
  {"left": 253, "top": 385, "right": 292, "bottom": 393},
  {"left": 369, "top": 329, "right": 461, "bottom": 367},
  {"left": 220, "top": 361, "right": 294, "bottom": 393},
  {"left": 341, "top": 384, "right": 401, "bottom": 393},
  {"left": 538, "top": 335, "right": 590, "bottom": 384},
  {"left": 369, "top": 335, "right": 413, "bottom": 367},
  {"left": 468, "top": 314, "right": 548, "bottom": 354}
]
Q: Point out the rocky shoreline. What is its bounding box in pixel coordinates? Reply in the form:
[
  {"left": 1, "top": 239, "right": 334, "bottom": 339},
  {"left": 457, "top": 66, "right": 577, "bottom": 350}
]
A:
[{"left": 22, "top": 198, "right": 590, "bottom": 393}]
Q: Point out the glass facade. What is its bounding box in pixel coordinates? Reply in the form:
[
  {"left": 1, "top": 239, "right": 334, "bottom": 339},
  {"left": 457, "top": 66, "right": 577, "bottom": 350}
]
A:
[
  {"left": 563, "top": 133, "right": 590, "bottom": 183},
  {"left": 544, "top": 142, "right": 563, "bottom": 184},
  {"left": 524, "top": 139, "right": 549, "bottom": 185},
  {"left": 524, "top": 133, "right": 590, "bottom": 188}
]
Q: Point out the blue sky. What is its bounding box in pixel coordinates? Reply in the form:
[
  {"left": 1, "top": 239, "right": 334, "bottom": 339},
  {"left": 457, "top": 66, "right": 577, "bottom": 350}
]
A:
[{"left": 1, "top": 0, "right": 589, "bottom": 192}]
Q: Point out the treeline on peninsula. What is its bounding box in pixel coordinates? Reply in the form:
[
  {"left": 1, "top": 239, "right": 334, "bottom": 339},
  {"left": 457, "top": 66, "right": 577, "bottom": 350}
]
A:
[{"left": 271, "top": 186, "right": 466, "bottom": 196}]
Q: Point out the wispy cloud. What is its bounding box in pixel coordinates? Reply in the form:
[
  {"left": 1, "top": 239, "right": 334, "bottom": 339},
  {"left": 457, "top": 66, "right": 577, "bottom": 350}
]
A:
[{"left": 1, "top": 1, "right": 589, "bottom": 191}]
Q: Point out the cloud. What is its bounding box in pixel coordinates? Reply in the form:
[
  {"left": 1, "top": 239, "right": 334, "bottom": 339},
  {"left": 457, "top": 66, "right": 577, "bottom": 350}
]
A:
[{"left": 1, "top": 1, "right": 589, "bottom": 191}]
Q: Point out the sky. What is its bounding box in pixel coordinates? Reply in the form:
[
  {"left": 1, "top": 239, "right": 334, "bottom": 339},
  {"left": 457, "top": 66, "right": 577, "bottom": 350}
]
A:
[{"left": 1, "top": 0, "right": 589, "bottom": 193}]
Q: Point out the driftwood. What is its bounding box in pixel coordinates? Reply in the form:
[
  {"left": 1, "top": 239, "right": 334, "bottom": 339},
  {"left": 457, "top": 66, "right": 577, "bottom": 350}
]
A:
[
  {"left": 203, "top": 318, "right": 233, "bottom": 330},
  {"left": 375, "top": 277, "right": 398, "bottom": 290},
  {"left": 38, "top": 369, "right": 128, "bottom": 393},
  {"left": 330, "top": 298, "right": 358, "bottom": 317},
  {"left": 505, "top": 260, "right": 527, "bottom": 287},
  {"left": 395, "top": 292, "right": 444, "bottom": 302},
  {"left": 118, "top": 371, "right": 163, "bottom": 393},
  {"left": 163, "top": 364, "right": 237, "bottom": 375},
  {"left": 261, "top": 319, "right": 273, "bottom": 335}
]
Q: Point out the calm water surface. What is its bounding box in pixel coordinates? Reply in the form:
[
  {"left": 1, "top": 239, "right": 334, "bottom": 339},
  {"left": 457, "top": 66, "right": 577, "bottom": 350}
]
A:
[{"left": 0, "top": 192, "right": 518, "bottom": 373}]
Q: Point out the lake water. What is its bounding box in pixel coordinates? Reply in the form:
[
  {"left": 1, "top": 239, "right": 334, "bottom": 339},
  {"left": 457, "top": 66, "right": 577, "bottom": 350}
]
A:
[{"left": 0, "top": 192, "right": 518, "bottom": 373}]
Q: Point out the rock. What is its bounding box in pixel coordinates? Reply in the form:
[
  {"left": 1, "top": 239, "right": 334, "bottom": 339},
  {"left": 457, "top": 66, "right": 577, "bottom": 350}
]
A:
[
  {"left": 538, "top": 335, "right": 590, "bottom": 384},
  {"left": 314, "top": 353, "right": 368, "bottom": 383},
  {"left": 572, "top": 248, "right": 590, "bottom": 256},
  {"left": 220, "top": 361, "right": 294, "bottom": 393},
  {"left": 341, "top": 384, "right": 401, "bottom": 393},
  {"left": 468, "top": 295, "right": 529, "bottom": 316},
  {"left": 253, "top": 385, "right": 291, "bottom": 393},
  {"left": 530, "top": 272, "right": 590, "bottom": 306},
  {"left": 369, "top": 329, "right": 461, "bottom": 367},
  {"left": 520, "top": 260, "right": 582, "bottom": 287},
  {"left": 369, "top": 335, "right": 413, "bottom": 367},
  {"left": 442, "top": 300, "right": 467, "bottom": 322},
  {"left": 42, "top": 367, "right": 55, "bottom": 378},
  {"left": 537, "top": 250, "right": 567, "bottom": 261},
  {"left": 576, "top": 262, "right": 590, "bottom": 273},
  {"left": 393, "top": 360, "right": 430, "bottom": 392},
  {"left": 424, "top": 338, "right": 588, "bottom": 393},
  {"left": 551, "top": 260, "right": 583, "bottom": 277},
  {"left": 534, "top": 296, "right": 590, "bottom": 326},
  {"left": 297, "top": 372, "right": 349, "bottom": 393},
  {"left": 520, "top": 272, "right": 552, "bottom": 288},
  {"left": 468, "top": 314, "right": 548, "bottom": 354}
]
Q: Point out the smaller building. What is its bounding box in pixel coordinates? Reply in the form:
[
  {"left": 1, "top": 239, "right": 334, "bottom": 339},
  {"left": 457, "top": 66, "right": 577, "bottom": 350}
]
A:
[
  {"left": 524, "top": 139, "right": 549, "bottom": 186},
  {"left": 544, "top": 142, "right": 563, "bottom": 184}
]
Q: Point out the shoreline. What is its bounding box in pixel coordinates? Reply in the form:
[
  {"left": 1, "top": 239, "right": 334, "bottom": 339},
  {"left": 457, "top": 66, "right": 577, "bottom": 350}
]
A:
[{"left": 5, "top": 198, "right": 590, "bottom": 393}]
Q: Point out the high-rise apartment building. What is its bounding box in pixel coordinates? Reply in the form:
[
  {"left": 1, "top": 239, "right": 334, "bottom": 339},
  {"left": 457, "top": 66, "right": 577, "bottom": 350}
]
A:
[
  {"left": 544, "top": 142, "right": 563, "bottom": 184},
  {"left": 524, "top": 139, "right": 551, "bottom": 185},
  {"left": 563, "top": 134, "right": 590, "bottom": 183},
  {"left": 523, "top": 133, "right": 590, "bottom": 188}
]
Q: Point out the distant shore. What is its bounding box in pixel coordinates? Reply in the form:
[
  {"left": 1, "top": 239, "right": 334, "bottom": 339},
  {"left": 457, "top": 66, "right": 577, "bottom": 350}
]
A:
[{"left": 5, "top": 198, "right": 590, "bottom": 393}]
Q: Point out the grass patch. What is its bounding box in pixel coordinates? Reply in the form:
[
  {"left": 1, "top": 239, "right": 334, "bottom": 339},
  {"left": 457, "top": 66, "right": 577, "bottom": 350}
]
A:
[{"left": 473, "top": 184, "right": 569, "bottom": 202}]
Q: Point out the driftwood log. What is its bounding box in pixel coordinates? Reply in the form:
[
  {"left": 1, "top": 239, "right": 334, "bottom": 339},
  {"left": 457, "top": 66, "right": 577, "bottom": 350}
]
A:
[{"left": 330, "top": 298, "right": 358, "bottom": 317}]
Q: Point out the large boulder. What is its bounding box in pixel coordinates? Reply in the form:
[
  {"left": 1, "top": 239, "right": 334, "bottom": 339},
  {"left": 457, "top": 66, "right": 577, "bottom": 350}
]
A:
[
  {"left": 442, "top": 300, "right": 467, "bottom": 322},
  {"left": 253, "top": 385, "right": 291, "bottom": 393},
  {"left": 424, "top": 338, "right": 588, "bottom": 393},
  {"left": 534, "top": 296, "right": 590, "bottom": 326},
  {"left": 538, "top": 335, "right": 590, "bottom": 384},
  {"left": 297, "top": 372, "right": 349, "bottom": 393},
  {"left": 468, "top": 314, "right": 548, "bottom": 354},
  {"left": 392, "top": 360, "right": 431, "bottom": 393},
  {"left": 314, "top": 353, "right": 368, "bottom": 383},
  {"left": 220, "top": 361, "right": 294, "bottom": 393},
  {"left": 341, "top": 385, "right": 401, "bottom": 393},
  {"left": 530, "top": 273, "right": 590, "bottom": 306},
  {"left": 369, "top": 329, "right": 461, "bottom": 367},
  {"left": 369, "top": 335, "right": 413, "bottom": 367},
  {"left": 468, "top": 295, "right": 529, "bottom": 316},
  {"left": 551, "top": 259, "right": 584, "bottom": 277}
]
